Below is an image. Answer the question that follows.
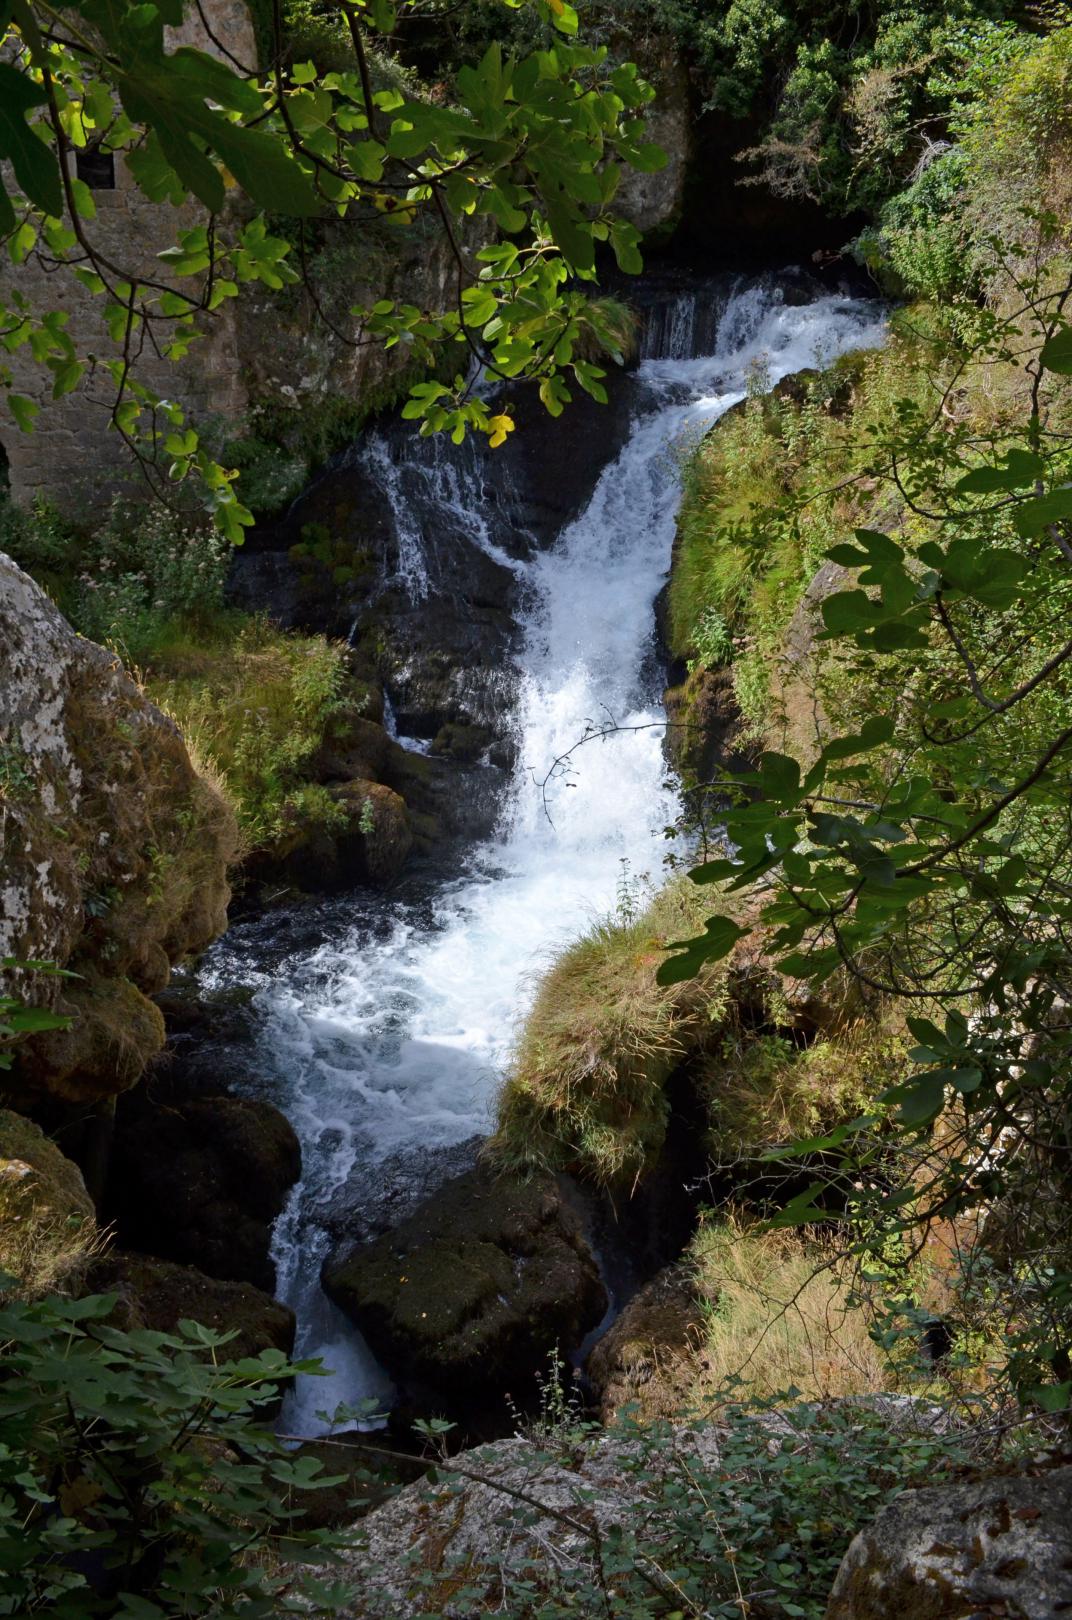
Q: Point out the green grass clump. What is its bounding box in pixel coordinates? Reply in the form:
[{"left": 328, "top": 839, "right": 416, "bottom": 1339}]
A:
[
  {"left": 147, "top": 618, "right": 353, "bottom": 851},
  {"left": 668, "top": 330, "right": 939, "bottom": 749},
  {"left": 0, "top": 496, "right": 360, "bottom": 855},
  {"left": 491, "top": 880, "right": 730, "bottom": 1184}
]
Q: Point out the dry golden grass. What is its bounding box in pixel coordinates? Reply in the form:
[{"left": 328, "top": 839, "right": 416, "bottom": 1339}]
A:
[
  {"left": 0, "top": 1110, "right": 105, "bottom": 1300},
  {"left": 692, "top": 1216, "right": 897, "bottom": 1403}
]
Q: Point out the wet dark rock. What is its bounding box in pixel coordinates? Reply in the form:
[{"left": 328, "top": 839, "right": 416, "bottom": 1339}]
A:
[
  {"left": 316, "top": 1136, "right": 483, "bottom": 1248},
  {"left": 227, "top": 364, "right": 637, "bottom": 749},
  {"left": 430, "top": 722, "right": 494, "bottom": 763},
  {"left": 322, "top": 1166, "right": 607, "bottom": 1409},
  {"left": 676, "top": 109, "right": 864, "bottom": 271},
  {"left": 283, "top": 1437, "right": 421, "bottom": 1530},
  {"left": 315, "top": 714, "right": 392, "bottom": 784},
  {"left": 87, "top": 1250, "right": 296, "bottom": 1360},
  {"left": 107, "top": 1079, "right": 301, "bottom": 1291}
]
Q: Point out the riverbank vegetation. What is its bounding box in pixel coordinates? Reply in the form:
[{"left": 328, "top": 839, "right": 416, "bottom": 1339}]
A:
[
  {"left": 4, "top": 3, "right": 1072, "bottom": 1617},
  {"left": 0, "top": 497, "right": 362, "bottom": 853},
  {"left": 504, "top": 16, "right": 1072, "bottom": 1430}
]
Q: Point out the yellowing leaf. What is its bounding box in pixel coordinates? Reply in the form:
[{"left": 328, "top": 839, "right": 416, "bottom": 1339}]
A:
[{"left": 487, "top": 413, "right": 515, "bottom": 449}]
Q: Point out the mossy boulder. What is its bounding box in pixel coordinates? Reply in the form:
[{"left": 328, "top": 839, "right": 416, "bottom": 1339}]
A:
[
  {"left": 107, "top": 1084, "right": 301, "bottom": 1291},
  {"left": 825, "top": 1462, "right": 1072, "bottom": 1619},
  {"left": 315, "top": 714, "right": 391, "bottom": 784},
  {"left": 0, "top": 552, "right": 238, "bottom": 1108},
  {"left": 332, "top": 779, "right": 413, "bottom": 885},
  {"left": 86, "top": 1250, "right": 295, "bottom": 1360},
  {"left": 586, "top": 1264, "right": 705, "bottom": 1424},
  {"left": 322, "top": 1166, "right": 606, "bottom": 1409},
  {"left": 0, "top": 1109, "right": 96, "bottom": 1296}
]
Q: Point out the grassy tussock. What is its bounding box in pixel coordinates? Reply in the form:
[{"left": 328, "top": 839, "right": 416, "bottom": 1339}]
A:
[
  {"left": 148, "top": 617, "right": 353, "bottom": 849},
  {"left": 0, "top": 1206, "right": 106, "bottom": 1301},
  {"left": 491, "top": 880, "right": 729, "bottom": 1184}
]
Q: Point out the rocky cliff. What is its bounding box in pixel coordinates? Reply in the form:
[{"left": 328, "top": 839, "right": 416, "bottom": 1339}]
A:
[{"left": 0, "top": 552, "right": 237, "bottom": 1108}]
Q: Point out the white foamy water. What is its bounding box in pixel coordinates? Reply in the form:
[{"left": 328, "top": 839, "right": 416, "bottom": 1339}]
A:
[{"left": 205, "top": 281, "right": 886, "bottom": 1434}]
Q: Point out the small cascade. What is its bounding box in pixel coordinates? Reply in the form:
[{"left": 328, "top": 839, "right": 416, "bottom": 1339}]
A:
[
  {"left": 383, "top": 693, "right": 433, "bottom": 755},
  {"left": 199, "top": 273, "right": 887, "bottom": 1435},
  {"left": 354, "top": 424, "right": 530, "bottom": 600}
]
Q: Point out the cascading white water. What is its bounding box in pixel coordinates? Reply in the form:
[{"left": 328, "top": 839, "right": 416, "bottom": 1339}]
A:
[{"left": 202, "top": 280, "right": 886, "bottom": 1436}]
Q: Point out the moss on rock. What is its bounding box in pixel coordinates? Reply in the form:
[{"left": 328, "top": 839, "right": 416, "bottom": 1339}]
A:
[
  {"left": 0, "top": 553, "right": 238, "bottom": 1109},
  {"left": 322, "top": 1165, "right": 606, "bottom": 1407},
  {"left": 0, "top": 1109, "right": 97, "bottom": 1296}
]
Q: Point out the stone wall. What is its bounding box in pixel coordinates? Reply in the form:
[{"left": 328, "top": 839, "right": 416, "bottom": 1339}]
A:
[{"left": 0, "top": 3, "right": 258, "bottom": 511}]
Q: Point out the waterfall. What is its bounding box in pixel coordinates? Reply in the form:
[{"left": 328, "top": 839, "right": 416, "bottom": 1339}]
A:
[
  {"left": 355, "top": 422, "right": 530, "bottom": 596},
  {"left": 199, "top": 276, "right": 886, "bottom": 1436}
]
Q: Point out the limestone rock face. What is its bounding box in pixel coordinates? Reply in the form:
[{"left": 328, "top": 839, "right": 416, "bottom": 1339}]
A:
[
  {"left": 614, "top": 37, "right": 691, "bottom": 236},
  {"left": 0, "top": 1109, "right": 96, "bottom": 1295},
  {"left": 0, "top": 554, "right": 238, "bottom": 1106},
  {"left": 825, "top": 1463, "right": 1072, "bottom": 1620},
  {"left": 332, "top": 1424, "right": 722, "bottom": 1619},
  {"left": 586, "top": 1264, "right": 705, "bottom": 1423},
  {"left": 322, "top": 1167, "right": 607, "bottom": 1409}
]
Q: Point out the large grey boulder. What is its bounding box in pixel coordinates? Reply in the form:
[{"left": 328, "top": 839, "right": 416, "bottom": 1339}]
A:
[
  {"left": 332, "top": 1424, "right": 722, "bottom": 1618},
  {"left": 0, "top": 552, "right": 238, "bottom": 1106},
  {"left": 825, "top": 1462, "right": 1072, "bottom": 1620}
]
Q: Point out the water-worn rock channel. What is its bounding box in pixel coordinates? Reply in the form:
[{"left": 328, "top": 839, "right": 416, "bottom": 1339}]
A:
[{"left": 185, "top": 271, "right": 886, "bottom": 1436}]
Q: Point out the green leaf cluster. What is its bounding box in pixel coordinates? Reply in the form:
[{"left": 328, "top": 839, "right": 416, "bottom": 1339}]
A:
[{"left": 0, "top": 1288, "right": 365, "bottom": 1617}]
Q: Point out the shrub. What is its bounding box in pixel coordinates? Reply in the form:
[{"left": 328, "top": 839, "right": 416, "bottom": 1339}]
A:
[
  {"left": 0, "top": 497, "right": 230, "bottom": 667},
  {"left": 369, "top": 1395, "right": 978, "bottom": 1620},
  {"left": 700, "top": 1016, "right": 905, "bottom": 1161},
  {"left": 0, "top": 1289, "right": 361, "bottom": 1618}
]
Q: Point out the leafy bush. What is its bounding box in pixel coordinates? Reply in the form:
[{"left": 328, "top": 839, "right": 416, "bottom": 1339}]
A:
[
  {"left": 662, "top": 189, "right": 1072, "bottom": 1409},
  {"left": 0, "top": 1289, "right": 360, "bottom": 1618},
  {"left": 0, "top": 498, "right": 229, "bottom": 666},
  {"left": 365, "top": 1397, "right": 976, "bottom": 1620},
  {"left": 699, "top": 1014, "right": 904, "bottom": 1162}
]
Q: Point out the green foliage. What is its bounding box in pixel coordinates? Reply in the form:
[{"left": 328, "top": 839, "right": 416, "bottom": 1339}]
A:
[
  {"left": 687, "top": 604, "right": 733, "bottom": 673},
  {"left": 0, "top": 960, "right": 71, "bottom": 1072},
  {"left": 150, "top": 619, "right": 353, "bottom": 849},
  {"left": 1, "top": 497, "right": 230, "bottom": 666},
  {"left": 1, "top": 0, "right": 664, "bottom": 529},
  {"left": 370, "top": 1399, "right": 974, "bottom": 1620},
  {"left": 639, "top": 0, "right": 1016, "bottom": 215},
  {"left": 662, "top": 224, "right": 1072, "bottom": 1409},
  {"left": 859, "top": 25, "right": 1072, "bottom": 299},
  {"left": 0, "top": 1288, "right": 361, "bottom": 1617},
  {"left": 700, "top": 1016, "right": 904, "bottom": 1162}
]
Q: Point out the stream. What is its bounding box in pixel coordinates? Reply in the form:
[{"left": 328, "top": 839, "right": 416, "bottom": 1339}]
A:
[{"left": 196, "top": 273, "right": 886, "bottom": 1436}]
